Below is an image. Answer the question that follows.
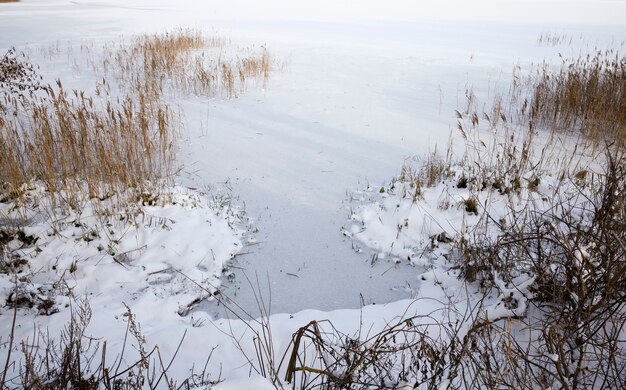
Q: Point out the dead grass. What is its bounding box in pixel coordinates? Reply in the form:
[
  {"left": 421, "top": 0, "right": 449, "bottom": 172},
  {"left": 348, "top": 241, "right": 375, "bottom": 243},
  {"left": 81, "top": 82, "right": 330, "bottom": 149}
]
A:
[
  {"left": 528, "top": 49, "right": 626, "bottom": 148},
  {"left": 537, "top": 32, "right": 574, "bottom": 47},
  {"left": 0, "top": 300, "right": 221, "bottom": 389},
  {"left": 105, "top": 28, "right": 273, "bottom": 99},
  {"left": 0, "top": 80, "right": 175, "bottom": 213},
  {"left": 0, "top": 29, "right": 277, "bottom": 216}
]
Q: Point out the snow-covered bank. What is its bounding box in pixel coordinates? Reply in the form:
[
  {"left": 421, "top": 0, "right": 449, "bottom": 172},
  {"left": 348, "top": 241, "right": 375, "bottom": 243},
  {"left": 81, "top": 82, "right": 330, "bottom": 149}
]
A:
[{"left": 0, "top": 185, "right": 246, "bottom": 326}]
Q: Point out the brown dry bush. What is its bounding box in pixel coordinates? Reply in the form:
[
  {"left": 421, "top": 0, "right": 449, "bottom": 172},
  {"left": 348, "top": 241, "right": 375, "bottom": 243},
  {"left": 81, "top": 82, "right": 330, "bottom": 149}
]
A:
[{"left": 280, "top": 313, "right": 462, "bottom": 389}]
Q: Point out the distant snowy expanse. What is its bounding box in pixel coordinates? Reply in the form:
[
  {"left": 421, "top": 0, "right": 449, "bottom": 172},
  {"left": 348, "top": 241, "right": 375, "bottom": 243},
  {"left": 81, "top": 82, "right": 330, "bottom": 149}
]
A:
[
  {"left": 8, "top": 0, "right": 624, "bottom": 24},
  {"left": 1, "top": 0, "right": 625, "bottom": 387}
]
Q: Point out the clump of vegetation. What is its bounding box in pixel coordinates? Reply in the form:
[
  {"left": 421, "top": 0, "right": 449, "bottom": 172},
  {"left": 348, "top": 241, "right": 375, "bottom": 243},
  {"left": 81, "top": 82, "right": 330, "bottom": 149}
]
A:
[
  {"left": 104, "top": 28, "right": 272, "bottom": 100},
  {"left": 396, "top": 148, "right": 454, "bottom": 203},
  {"left": 0, "top": 79, "right": 175, "bottom": 213},
  {"left": 462, "top": 196, "right": 478, "bottom": 215},
  {"left": 528, "top": 49, "right": 626, "bottom": 148}
]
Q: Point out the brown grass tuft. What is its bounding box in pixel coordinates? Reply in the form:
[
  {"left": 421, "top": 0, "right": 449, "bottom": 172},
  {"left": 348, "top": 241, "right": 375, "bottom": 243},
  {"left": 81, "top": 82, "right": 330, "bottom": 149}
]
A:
[
  {"left": 105, "top": 28, "right": 272, "bottom": 99},
  {"left": 528, "top": 50, "right": 626, "bottom": 148}
]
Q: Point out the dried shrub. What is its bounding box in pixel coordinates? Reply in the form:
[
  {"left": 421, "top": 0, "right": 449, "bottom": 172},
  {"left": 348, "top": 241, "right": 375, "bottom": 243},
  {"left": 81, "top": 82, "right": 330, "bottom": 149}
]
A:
[{"left": 281, "top": 314, "right": 461, "bottom": 389}]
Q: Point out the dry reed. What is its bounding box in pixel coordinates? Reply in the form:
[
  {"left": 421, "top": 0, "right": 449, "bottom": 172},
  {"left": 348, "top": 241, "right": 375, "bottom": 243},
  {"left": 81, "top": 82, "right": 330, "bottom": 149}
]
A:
[
  {"left": 0, "top": 79, "right": 175, "bottom": 212},
  {"left": 0, "top": 29, "right": 276, "bottom": 215},
  {"left": 537, "top": 32, "right": 574, "bottom": 47},
  {"left": 528, "top": 49, "right": 626, "bottom": 148},
  {"left": 105, "top": 28, "right": 272, "bottom": 99}
]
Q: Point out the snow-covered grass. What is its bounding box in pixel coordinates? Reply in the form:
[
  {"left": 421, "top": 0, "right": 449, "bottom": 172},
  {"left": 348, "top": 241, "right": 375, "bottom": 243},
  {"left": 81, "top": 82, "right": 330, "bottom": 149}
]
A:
[
  {"left": 0, "top": 26, "right": 274, "bottom": 389},
  {"left": 1, "top": 184, "right": 247, "bottom": 313},
  {"left": 343, "top": 53, "right": 626, "bottom": 388},
  {"left": 0, "top": 185, "right": 249, "bottom": 388}
]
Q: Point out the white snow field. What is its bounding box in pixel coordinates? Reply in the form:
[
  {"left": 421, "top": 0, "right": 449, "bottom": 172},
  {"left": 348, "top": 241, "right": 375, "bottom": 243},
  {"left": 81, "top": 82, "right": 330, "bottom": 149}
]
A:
[{"left": 1, "top": 0, "right": 625, "bottom": 388}]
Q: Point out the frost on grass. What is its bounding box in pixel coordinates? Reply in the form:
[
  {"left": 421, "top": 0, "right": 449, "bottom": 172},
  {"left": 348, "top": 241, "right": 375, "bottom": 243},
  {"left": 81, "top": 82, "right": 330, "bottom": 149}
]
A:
[{"left": 0, "top": 185, "right": 247, "bottom": 319}]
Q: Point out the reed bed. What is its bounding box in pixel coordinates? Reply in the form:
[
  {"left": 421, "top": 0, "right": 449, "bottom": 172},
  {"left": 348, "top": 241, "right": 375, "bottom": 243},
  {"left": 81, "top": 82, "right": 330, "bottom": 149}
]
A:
[
  {"left": 105, "top": 28, "right": 272, "bottom": 99},
  {"left": 0, "top": 80, "right": 174, "bottom": 212},
  {"left": 461, "top": 48, "right": 625, "bottom": 152},
  {"left": 528, "top": 50, "right": 626, "bottom": 148},
  {"left": 0, "top": 29, "right": 276, "bottom": 215}
]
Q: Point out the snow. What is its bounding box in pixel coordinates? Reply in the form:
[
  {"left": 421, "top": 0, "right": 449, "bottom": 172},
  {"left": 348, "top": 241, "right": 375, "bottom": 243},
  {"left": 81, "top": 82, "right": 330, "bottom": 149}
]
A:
[
  {"left": 0, "top": 184, "right": 245, "bottom": 320},
  {"left": 212, "top": 377, "right": 275, "bottom": 390},
  {"left": 1, "top": 0, "right": 625, "bottom": 387}
]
